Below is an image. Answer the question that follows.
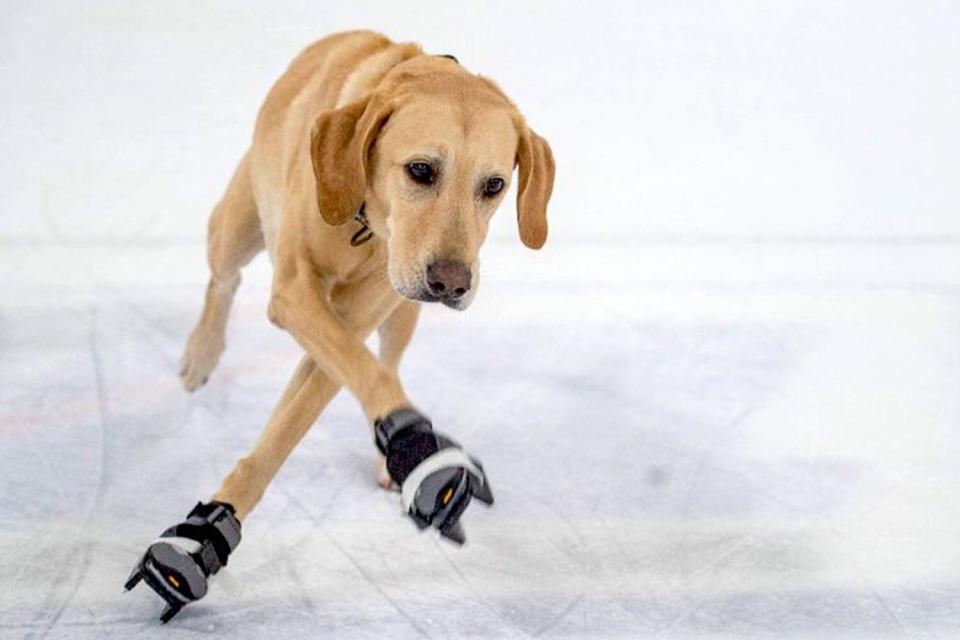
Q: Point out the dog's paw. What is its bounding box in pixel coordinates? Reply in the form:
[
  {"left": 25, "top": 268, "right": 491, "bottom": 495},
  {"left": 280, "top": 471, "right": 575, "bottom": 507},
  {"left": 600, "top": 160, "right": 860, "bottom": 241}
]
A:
[
  {"left": 377, "top": 455, "right": 399, "bottom": 492},
  {"left": 180, "top": 331, "right": 225, "bottom": 392}
]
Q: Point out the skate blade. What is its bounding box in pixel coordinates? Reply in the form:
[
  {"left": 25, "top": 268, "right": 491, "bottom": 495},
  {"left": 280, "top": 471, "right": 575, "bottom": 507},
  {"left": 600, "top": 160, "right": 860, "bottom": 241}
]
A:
[{"left": 440, "top": 521, "right": 466, "bottom": 545}]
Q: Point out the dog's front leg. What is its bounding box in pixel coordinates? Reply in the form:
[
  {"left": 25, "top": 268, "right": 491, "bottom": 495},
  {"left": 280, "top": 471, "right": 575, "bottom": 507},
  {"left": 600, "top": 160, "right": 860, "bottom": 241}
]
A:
[
  {"left": 269, "top": 266, "right": 494, "bottom": 544},
  {"left": 270, "top": 270, "right": 494, "bottom": 545},
  {"left": 213, "top": 271, "right": 403, "bottom": 519},
  {"left": 268, "top": 268, "right": 409, "bottom": 424}
]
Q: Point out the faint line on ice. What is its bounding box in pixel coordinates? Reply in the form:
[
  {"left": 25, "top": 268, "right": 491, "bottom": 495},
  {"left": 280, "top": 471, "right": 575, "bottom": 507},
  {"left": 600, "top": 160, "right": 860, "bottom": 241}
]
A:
[{"left": 27, "top": 309, "right": 111, "bottom": 640}]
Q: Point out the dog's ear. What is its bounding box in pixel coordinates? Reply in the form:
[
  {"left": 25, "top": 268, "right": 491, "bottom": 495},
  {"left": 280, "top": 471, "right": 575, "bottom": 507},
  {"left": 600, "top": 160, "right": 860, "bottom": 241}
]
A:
[
  {"left": 515, "top": 124, "right": 555, "bottom": 249},
  {"left": 310, "top": 95, "right": 394, "bottom": 226}
]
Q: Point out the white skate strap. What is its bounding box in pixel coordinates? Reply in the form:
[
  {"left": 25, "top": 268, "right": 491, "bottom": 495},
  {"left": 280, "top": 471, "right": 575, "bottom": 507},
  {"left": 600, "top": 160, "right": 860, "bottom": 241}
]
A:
[
  {"left": 401, "top": 447, "right": 483, "bottom": 512},
  {"left": 150, "top": 536, "right": 201, "bottom": 555}
]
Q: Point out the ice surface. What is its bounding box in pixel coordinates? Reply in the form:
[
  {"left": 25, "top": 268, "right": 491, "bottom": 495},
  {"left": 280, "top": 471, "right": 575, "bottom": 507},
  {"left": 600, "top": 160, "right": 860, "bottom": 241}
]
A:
[{"left": 2, "top": 2, "right": 960, "bottom": 639}]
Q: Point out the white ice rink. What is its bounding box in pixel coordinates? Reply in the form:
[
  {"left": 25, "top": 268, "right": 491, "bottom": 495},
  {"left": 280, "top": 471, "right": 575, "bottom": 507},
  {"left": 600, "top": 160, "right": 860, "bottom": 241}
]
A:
[{"left": 2, "top": 2, "right": 960, "bottom": 638}]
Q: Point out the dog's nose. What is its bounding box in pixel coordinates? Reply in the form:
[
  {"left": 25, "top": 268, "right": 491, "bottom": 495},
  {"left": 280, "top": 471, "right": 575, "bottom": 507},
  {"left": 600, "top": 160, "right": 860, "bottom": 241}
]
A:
[{"left": 426, "top": 260, "right": 471, "bottom": 300}]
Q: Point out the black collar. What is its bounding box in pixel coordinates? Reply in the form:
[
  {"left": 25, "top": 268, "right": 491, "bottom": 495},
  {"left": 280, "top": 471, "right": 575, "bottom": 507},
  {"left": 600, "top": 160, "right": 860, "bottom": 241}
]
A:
[{"left": 350, "top": 202, "right": 374, "bottom": 246}]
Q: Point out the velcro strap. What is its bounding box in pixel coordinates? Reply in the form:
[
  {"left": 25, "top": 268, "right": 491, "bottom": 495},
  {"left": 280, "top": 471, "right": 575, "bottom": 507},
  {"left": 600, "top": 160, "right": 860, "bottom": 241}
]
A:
[
  {"left": 204, "top": 504, "right": 242, "bottom": 553},
  {"left": 163, "top": 502, "right": 241, "bottom": 571},
  {"left": 197, "top": 541, "right": 222, "bottom": 576},
  {"left": 374, "top": 408, "right": 432, "bottom": 454},
  {"left": 401, "top": 447, "right": 483, "bottom": 512}
]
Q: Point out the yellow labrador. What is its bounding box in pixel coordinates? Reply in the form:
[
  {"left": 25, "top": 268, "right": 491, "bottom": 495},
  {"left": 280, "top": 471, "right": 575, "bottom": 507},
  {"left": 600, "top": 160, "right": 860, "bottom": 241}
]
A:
[{"left": 126, "top": 30, "right": 554, "bottom": 622}]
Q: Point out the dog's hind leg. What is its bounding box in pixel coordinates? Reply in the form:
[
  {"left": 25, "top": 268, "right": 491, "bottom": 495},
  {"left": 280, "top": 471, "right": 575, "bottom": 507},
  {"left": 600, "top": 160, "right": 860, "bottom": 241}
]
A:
[
  {"left": 181, "top": 151, "right": 264, "bottom": 391},
  {"left": 212, "top": 355, "right": 339, "bottom": 518}
]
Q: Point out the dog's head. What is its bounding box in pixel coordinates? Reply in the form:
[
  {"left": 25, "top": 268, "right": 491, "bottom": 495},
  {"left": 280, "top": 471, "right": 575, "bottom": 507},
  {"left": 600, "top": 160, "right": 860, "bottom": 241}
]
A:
[{"left": 310, "top": 56, "right": 555, "bottom": 310}]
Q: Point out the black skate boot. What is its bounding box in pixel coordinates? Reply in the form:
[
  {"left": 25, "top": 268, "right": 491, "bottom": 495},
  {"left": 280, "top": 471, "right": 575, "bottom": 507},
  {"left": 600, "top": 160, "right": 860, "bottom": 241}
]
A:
[
  {"left": 375, "top": 408, "right": 494, "bottom": 544},
  {"left": 124, "top": 501, "right": 242, "bottom": 623}
]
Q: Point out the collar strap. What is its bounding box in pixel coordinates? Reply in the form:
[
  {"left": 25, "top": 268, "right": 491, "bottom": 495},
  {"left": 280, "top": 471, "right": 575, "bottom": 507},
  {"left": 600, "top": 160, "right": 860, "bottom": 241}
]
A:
[{"left": 374, "top": 408, "right": 432, "bottom": 455}]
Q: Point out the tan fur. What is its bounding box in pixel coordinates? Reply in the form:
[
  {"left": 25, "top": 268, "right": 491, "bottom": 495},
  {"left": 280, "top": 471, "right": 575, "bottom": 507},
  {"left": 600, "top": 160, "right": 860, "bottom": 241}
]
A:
[{"left": 179, "top": 31, "right": 555, "bottom": 520}]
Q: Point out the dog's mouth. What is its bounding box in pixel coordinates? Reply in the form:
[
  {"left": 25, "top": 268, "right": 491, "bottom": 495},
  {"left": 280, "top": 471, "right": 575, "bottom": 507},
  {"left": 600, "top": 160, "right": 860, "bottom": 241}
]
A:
[{"left": 406, "top": 287, "right": 470, "bottom": 310}]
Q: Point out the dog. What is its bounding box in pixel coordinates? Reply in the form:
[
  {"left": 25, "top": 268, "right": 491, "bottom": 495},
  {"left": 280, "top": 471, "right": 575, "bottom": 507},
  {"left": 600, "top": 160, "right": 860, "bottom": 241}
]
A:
[{"left": 126, "top": 30, "right": 554, "bottom": 621}]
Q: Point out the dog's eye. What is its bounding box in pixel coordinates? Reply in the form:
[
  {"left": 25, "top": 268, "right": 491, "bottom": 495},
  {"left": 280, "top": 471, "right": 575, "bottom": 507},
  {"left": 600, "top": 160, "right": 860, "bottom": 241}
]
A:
[
  {"left": 406, "top": 161, "right": 436, "bottom": 185},
  {"left": 483, "top": 177, "right": 505, "bottom": 197}
]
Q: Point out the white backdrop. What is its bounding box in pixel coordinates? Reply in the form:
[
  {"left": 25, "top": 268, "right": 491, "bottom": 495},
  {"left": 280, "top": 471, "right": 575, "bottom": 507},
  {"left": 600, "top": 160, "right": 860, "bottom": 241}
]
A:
[
  {"left": 3, "top": 3, "right": 960, "bottom": 639},
  {"left": 2, "top": 0, "right": 959, "bottom": 245}
]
